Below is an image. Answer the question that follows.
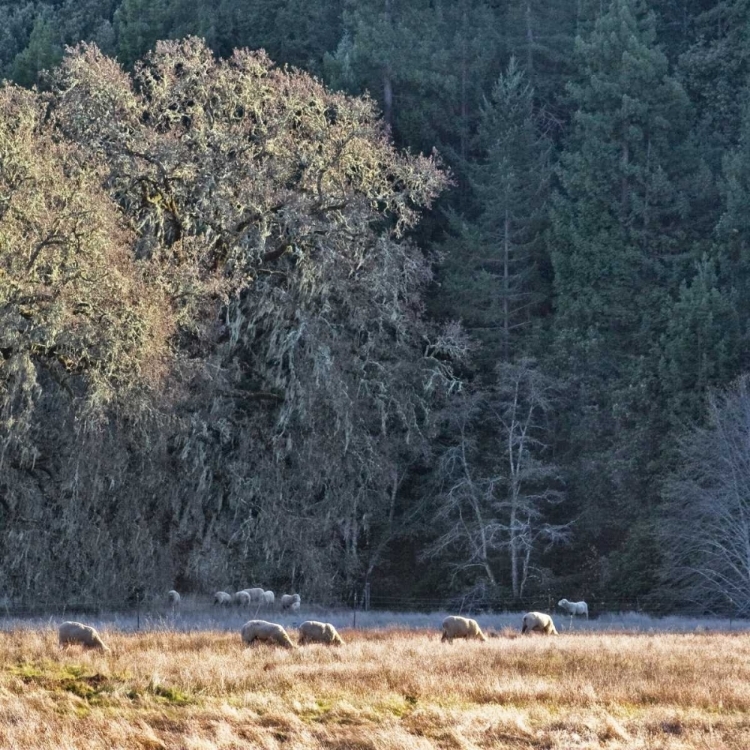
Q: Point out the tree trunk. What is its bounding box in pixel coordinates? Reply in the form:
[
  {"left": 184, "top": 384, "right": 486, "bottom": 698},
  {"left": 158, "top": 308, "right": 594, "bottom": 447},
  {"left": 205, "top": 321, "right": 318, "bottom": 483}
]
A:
[
  {"left": 460, "top": 1, "right": 469, "bottom": 165},
  {"left": 525, "top": 0, "right": 534, "bottom": 76},
  {"left": 503, "top": 207, "right": 510, "bottom": 361},
  {"left": 510, "top": 501, "right": 519, "bottom": 598},
  {"left": 383, "top": 0, "right": 394, "bottom": 130},
  {"left": 621, "top": 140, "right": 629, "bottom": 217}
]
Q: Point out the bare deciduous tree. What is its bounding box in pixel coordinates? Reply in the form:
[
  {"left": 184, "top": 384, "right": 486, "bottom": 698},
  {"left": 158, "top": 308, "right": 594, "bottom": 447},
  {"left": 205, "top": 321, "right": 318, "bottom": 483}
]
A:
[
  {"left": 661, "top": 375, "right": 750, "bottom": 616},
  {"left": 426, "top": 358, "right": 568, "bottom": 601}
]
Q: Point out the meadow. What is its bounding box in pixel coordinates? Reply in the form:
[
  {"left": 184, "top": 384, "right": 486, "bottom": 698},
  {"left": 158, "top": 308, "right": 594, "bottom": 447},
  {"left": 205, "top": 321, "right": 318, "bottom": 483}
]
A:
[{"left": 1, "top": 614, "right": 749, "bottom": 749}]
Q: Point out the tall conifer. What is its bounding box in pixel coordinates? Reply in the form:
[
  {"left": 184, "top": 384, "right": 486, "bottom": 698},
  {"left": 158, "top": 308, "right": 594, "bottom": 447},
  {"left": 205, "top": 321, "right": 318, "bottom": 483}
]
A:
[{"left": 549, "top": 0, "right": 692, "bottom": 591}]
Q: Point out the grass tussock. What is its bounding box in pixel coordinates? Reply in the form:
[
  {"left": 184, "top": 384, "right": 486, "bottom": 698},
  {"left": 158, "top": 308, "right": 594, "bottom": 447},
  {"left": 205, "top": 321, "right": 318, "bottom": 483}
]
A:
[{"left": 0, "top": 626, "right": 749, "bottom": 748}]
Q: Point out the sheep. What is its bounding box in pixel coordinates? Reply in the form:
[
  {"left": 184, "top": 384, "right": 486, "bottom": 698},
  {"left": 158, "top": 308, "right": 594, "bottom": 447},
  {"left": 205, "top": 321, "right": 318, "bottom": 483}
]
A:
[
  {"left": 557, "top": 598, "right": 589, "bottom": 619},
  {"left": 167, "top": 590, "right": 181, "bottom": 606},
  {"left": 280, "top": 593, "right": 301, "bottom": 611},
  {"left": 245, "top": 587, "right": 265, "bottom": 603},
  {"left": 263, "top": 590, "right": 275, "bottom": 607},
  {"left": 297, "top": 620, "right": 344, "bottom": 646},
  {"left": 441, "top": 615, "right": 487, "bottom": 643},
  {"left": 213, "top": 591, "right": 233, "bottom": 606},
  {"left": 521, "top": 611, "right": 558, "bottom": 635},
  {"left": 58, "top": 621, "right": 109, "bottom": 651},
  {"left": 234, "top": 590, "right": 252, "bottom": 607},
  {"left": 241, "top": 619, "right": 296, "bottom": 649}
]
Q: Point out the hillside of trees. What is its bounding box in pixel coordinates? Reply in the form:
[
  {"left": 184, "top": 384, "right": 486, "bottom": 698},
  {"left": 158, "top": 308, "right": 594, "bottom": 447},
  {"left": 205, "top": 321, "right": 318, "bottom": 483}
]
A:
[{"left": 1, "top": 0, "right": 749, "bottom": 614}]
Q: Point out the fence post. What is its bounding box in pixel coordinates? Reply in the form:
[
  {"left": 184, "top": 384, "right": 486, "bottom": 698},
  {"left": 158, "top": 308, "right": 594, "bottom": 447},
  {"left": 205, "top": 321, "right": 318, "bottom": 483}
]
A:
[
  {"left": 364, "top": 582, "right": 370, "bottom": 612},
  {"left": 352, "top": 591, "right": 358, "bottom": 629},
  {"left": 137, "top": 594, "right": 141, "bottom": 631}
]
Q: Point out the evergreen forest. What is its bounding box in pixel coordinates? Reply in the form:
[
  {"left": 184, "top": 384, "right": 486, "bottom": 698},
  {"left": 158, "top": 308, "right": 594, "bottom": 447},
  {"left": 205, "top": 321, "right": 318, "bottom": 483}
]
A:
[{"left": 1, "top": 0, "right": 749, "bottom": 616}]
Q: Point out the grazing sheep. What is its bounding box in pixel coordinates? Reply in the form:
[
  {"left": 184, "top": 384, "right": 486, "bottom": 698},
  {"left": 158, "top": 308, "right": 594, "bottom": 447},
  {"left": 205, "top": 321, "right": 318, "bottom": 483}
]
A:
[
  {"left": 297, "top": 620, "right": 344, "bottom": 646},
  {"left": 245, "top": 587, "right": 265, "bottom": 603},
  {"left": 214, "top": 591, "right": 233, "bottom": 606},
  {"left": 280, "top": 593, "right": 301, "bottom": 611},
  {"left": 521, "top": 611, "right": 558, "bottom": 635},
  {"left": 241, "top": 620, "right": 295, "bottom": 649},
  {"left": 441, "top": 615, "right": 487, "bottom": 643},
  {"left": 263, "top": 590, "right": 275, "bottom": 606},
  {"left": 58, "top": 621, "right": 109, "bottom": 651},
  {"left": 234, "top": 590, "right": 252, "bottom": 607},
  {"left": 557, "top": 598, "right": 589, "bottom": 619},
  {"left": 167, "top": 590, "right": 181, "bottom": 606}
]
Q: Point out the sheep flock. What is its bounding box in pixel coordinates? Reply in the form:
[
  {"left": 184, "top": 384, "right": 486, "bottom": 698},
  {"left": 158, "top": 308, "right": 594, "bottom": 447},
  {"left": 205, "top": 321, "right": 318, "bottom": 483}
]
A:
[
  {"left": 46, "top": 587, "right": 595, "bottom": 658},
  {"left": 56, "top": 608, "right": 564, "bottom": 654},
  {"left": 53, "top": 588, "right": 586, "bottom": 654}
]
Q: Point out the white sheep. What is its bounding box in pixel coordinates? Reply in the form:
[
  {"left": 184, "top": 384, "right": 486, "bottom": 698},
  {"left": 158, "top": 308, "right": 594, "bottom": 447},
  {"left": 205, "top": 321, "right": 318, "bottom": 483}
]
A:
[
  {"left": 234, "top": 590, "right": 252, "bottom": 607},
  {"left": 167, "top": 590, "right": 181, "bottom": 606},
  {"left": 557, "top": 599, "right": 589, "bottom": 619},
  {"left": 521, "top": 611, "right": 558, "bottom": 635},
  {"left": 58, "top": 621, "right": 109, "bottom": 651},
  {"left": 441, "top": 615, "right": 487, "bottom": 643},
  {"left": 263, "top": 590, "right": 275, "bottom": 606},
  {"left": 280, "top": 593, "right": 301, "bottom": 611},
  {"left": 297, "top": 620, "right": 344, "bottom": 646},
  {"left": 241, "top": 619, "right": 296, "bottom": 649},
  {"left": 245, "top": 587, "right": 265, "bottom": 603},
  {"left": 213, "top": 591, "right": 233, "bottom": 606}
]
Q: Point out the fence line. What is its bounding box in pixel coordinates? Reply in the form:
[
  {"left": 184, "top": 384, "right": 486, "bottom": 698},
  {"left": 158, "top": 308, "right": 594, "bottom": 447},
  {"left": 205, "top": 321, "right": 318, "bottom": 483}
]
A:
[{"left": 0, "top": 592, "right": 744, "bottom": 621}]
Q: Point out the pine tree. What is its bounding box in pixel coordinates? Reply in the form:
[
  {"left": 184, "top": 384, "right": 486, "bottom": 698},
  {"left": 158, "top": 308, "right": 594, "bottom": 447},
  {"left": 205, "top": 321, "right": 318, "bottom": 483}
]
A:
[
  {"left": 503, "top": 0, "right": 581, "bottom": 122},
  {"left": 59, "top": 0, "right": 118, "bottom": 56},
  {"left": 11, "top": 7, "right": 63, "bottom": 86},
  {"left": 436, "top": 58, "right": 552, "bottom": 366},
  {"left": 207, "top": 0, "right": 343, "bottom": 74},
  {"left": 716, "top": 80, "right": 750, "bottom": 307},
  {"left": 659, "top": 257, "right": 741, "bottom": 427},
  {"left": 552, "top": 0, "right": 691, "bottom": 359},
  {"left": 0, "top": 2, "right": 39, "bottom": 81},
  {"left": 114, "top": 0, "right": 174, "bottom": 68},
  {"left": 679, "top": 1, "right": 750, "bottom": 168},
  {"left": 328, "top": 0, "right": 502, "bottom": 157},
  {"left": 548, "top": 0, "right": 693, "bottom": 591}
]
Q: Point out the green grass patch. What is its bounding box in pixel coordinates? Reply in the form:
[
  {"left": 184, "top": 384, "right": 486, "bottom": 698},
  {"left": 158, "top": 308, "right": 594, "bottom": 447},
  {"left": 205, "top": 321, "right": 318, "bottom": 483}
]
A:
[
  {"left": 298, "top": 697, "right": 336, "bottom": 723},
  {"left": 9, "top": 662, "right": 120, "bottom": 705},
  {"left": 148, "top": 683, "right": 193, "bottom": 705}
]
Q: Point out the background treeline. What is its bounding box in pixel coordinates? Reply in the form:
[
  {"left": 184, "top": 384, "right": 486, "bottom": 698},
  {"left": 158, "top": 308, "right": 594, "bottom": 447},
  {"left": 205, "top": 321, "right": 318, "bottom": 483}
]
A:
[{"left": 2, "top": 0, "right": 750, "bottom": 614}]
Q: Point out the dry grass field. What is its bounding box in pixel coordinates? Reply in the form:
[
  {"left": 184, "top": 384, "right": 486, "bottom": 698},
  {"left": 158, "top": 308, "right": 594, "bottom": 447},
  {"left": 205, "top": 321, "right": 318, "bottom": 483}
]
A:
[{"left": 1, "top": 625, "right": 749, "bottom": 749}]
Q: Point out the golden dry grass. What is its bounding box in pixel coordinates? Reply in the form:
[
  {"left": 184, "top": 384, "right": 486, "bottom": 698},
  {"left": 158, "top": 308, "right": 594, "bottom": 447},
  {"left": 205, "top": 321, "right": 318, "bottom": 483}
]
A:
[{"left": 1, "top": 626, "right": 749, "bottom": 749}]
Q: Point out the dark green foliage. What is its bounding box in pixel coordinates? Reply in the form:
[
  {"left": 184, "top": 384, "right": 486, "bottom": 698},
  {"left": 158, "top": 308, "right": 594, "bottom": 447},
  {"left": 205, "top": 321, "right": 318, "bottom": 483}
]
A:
[
  {"left": 679, "top": 1, "right": 750, "bottom": 169},
  {"left": 548, "top": 0, "right": 696, "bottom": 599},
  {"left": 114, "top": 0, "right": 174, "bottom": 67},
  {"left": 11, "top": 7, "right": 63, "bottom": 86},
  {"left": 659, "top": 257, "right": 742, "bottom": 427},
  {"left": 0, "top": 2, "right": 40, "bottom": 80},
  {"left": 502, "top": 0, "right": 581, "bottom": 125},
  {"left": 209, "top": 0, "right": 344, "bottom": 74},
  {"left": 551, "top": 0, "right": 692, "bottom": 378},
  {"left": 329, "top": 0, "right": 502, "bottom": 159},
  {"left": 436, "top": 58, "right": 552, "bottom": 366}
]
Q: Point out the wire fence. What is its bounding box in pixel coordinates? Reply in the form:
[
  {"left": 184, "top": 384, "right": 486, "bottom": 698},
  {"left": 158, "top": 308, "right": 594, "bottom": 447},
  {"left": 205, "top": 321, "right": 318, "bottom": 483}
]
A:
[{"left": 0, "top": 590, "right": 745, "bottom": 624}]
